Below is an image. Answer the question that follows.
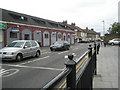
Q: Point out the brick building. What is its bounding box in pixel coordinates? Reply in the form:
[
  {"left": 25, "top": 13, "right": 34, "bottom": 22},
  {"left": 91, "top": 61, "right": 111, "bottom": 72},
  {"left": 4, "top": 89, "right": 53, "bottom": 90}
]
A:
[{"left": 0, "top": 9, "right": 75, "bottom": 48}]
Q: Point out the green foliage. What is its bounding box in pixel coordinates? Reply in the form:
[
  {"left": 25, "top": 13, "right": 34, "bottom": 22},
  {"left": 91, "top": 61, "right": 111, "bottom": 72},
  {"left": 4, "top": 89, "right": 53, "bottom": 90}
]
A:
[{"left": 108, "top": 22, "right": 120, "bottom": 34}]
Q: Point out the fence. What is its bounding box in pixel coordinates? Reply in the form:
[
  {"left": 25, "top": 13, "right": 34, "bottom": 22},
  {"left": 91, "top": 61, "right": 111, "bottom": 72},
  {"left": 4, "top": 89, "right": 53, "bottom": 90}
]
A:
[{"left": 42, "top": 43, "right": 100, "bottom": 90}]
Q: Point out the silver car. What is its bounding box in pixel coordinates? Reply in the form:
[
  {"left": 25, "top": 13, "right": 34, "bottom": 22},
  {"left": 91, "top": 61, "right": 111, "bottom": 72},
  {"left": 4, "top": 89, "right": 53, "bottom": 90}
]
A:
[
  {"left": 0, "top": 40, "right": 41, "bottom": 61},
  {"left": 108, "top": 38, "right": 120, "bottom": 45}
]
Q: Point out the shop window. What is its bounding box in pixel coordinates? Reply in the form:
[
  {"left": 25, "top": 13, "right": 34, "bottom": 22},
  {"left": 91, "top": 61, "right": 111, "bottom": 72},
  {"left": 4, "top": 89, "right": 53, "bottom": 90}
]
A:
[
  {"left": 58, "top": 34, "right": 61, "bottom": 38},
  {"left": 10, "top": 32, "right": 17, "bottom": 38},
  {"left": 45, "top": 34, "right": 48, "bottom": 38},
  {"left": 64, "top": 36, "right": 66, "bottom": 41},
  {"left": 68, "top": 35, "right": 70, "bottom": 38},
  {"left": 24, "top": 34, "right": 30, "bottom": 40}
]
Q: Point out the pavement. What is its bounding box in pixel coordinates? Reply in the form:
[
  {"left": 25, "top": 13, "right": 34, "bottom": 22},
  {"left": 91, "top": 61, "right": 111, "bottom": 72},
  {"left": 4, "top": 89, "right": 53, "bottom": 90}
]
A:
[{"left": 93, "top": 44, "right": 119, "bottom": 89}]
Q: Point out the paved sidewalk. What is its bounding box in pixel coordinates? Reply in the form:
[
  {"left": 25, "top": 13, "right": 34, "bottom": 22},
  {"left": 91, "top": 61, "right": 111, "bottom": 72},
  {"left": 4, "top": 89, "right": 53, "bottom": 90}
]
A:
[{"left": 93, "top": 45, "right": 118, "bottom": 89}]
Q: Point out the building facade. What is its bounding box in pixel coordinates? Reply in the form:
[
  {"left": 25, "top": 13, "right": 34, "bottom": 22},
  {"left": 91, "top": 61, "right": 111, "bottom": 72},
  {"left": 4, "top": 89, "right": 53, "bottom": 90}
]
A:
[{"left": 0, "top": 9, "right": 75, "bottom": 48}]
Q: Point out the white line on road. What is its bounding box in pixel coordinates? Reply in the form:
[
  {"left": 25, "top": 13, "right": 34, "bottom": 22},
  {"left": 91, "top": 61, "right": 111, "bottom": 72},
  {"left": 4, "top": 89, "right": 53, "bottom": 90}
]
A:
[
  {"left": 58, "top": 51, "right": 69, "bottom": 55},
  {"left": 0, "top": 69, "right": 19, "bottom": 77},
  {"left": 41, "top": 50, "right": 47, "bottom": 52},
  {"left": 19, "top": 56, "right": 50, "bottom": 65},
  {"left": 41, "top": 52, "right": 51, "bottom": 55},
  {"left": 0, "top": 64, "right": 64, "bottom": 71},
  {"left": 72, "top": 48, "right": 79, "bottom": 50}
]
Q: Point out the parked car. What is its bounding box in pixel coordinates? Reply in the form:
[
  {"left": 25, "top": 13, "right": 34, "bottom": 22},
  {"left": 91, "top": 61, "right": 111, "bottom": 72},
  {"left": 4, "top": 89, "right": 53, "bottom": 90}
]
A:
[
  {"left": 79, "top": 40, "right": 89, "bottom": 43},
  {"left": 0, "top": 40, "right": 41, "bottom": 61},
  {"left": 108, "top": 38, "right": 120, "bottom": 45},
  {"left": 50, "top": 40, "right": 70, "bottom": 51}
]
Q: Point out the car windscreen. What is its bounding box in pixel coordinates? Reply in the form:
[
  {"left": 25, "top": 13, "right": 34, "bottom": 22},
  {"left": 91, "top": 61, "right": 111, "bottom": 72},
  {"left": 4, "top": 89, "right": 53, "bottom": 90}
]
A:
[{"left": 7, "top": 42, "right": 24, "bottom": 48}]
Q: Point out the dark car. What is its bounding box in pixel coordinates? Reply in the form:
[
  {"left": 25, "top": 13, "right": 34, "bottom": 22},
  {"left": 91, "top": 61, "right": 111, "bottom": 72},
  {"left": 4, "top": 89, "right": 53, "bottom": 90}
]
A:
[
  {"left": 79, "top": 40, "right": 89, "bottom": 43},
  {"left": 50, "top": 41, "right": 70, "bottom": 51}
]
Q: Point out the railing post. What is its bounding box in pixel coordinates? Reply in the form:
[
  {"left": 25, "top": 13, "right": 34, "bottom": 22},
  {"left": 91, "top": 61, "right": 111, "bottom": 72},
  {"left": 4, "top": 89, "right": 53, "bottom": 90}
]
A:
[
  {"left": 94, "top": 42, "right": 97, "bottom": 75},
  {"left": 88, "top": 44, "right": 92, "bottom": 57},
  {"left": 65, "top": 55, "right": 76, "bottom": 90}
]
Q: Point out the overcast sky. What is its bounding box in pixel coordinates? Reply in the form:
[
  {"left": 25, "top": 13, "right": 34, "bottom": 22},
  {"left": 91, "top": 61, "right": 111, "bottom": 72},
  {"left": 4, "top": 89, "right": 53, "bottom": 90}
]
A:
[{"left": 0, "top": 0, "right": 119, "bottom": 35}]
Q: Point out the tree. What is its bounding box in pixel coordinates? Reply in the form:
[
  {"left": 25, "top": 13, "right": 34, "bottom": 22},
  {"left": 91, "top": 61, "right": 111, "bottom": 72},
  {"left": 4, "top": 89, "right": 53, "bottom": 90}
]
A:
[{"left": 108, "top": 22, "right": 120, "bottom": 34}]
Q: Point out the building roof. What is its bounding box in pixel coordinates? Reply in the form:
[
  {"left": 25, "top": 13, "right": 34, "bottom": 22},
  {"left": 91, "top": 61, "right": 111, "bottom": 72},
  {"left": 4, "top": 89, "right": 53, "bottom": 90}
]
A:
[{"left": 1, "top": 9, "right": 73, "bottom": 31}]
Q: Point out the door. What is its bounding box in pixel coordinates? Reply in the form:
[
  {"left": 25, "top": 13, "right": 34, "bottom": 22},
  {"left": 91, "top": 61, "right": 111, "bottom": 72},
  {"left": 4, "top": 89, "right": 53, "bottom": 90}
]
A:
[
  {"left": 34, "top": 30, "right": 42, "bottom": 46},
  {"left": 23, "top": 41, "right": 32, "bottom": 58},
  {"left": 24, "top": 34, "right": 30, "bottom": 40},
  {"left": 51, "top": 32, "right": 56, "bottom": 45},
  {"left": 71, "top": 35, "right": 74, "bottom": 44},
  {"left": 43, "top": 31, "right": 50, "bottom": 46},
  {"left": 68, "top": 34, "right": 71, "bottom": 44}
]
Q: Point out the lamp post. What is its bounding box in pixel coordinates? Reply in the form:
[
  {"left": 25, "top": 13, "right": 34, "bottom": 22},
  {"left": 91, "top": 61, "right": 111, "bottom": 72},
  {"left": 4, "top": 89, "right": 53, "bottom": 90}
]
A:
[{"left": 102, "top": 20, "right": 105, "bottom": 36}]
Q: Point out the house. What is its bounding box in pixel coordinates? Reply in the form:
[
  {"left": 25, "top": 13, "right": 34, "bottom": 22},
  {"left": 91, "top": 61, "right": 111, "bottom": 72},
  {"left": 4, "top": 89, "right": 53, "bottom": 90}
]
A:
[
  {"left": 0, "top": 9, "right": 75, "bottom": 48},
  {"left": 84, "top": 27, "right": 101, "bottom": 42},
  {"left": 62, "top": 21, "right": 87, "bottom": 42}
]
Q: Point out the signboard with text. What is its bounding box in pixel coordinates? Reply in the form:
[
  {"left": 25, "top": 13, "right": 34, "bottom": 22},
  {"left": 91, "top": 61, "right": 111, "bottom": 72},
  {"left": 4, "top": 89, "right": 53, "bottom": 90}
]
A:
[{"left": 0, "top": 23, "right": 7, "bottom": 29}]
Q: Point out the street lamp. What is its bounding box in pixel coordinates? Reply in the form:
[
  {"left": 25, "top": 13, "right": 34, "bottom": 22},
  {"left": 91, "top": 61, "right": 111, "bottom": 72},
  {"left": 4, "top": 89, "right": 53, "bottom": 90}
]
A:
[{"left": 102, "top": 20, "right": 105, "bottom": 36}]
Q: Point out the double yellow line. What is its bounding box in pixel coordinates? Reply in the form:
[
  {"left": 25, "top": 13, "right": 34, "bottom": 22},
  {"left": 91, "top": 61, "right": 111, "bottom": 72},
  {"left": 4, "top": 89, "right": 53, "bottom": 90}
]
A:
[{"left": 57, "top": 55, "right": 89, "bottom": 89}]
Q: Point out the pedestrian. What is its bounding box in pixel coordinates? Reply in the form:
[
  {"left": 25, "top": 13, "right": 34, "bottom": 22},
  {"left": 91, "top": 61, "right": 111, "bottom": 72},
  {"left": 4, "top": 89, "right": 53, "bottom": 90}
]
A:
[
  {"left": 104, "top": 41, "right": 106, "bottom": 47},
  {"left": 97, "top": 43, "right": 100, "bottom": 54}
]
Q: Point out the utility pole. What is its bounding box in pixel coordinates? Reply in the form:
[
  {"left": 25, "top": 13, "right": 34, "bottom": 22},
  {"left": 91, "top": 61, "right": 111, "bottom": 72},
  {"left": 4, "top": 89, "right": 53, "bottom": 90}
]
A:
[{"left": 102, "top": 20, "right": 105, "bottom": 36}]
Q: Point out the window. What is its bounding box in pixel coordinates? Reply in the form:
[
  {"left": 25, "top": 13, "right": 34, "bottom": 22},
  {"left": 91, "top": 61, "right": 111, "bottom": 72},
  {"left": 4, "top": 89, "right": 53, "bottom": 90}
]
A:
[
  {"left": 24, "top": 42, "right": 31, "bottom": 48},
  {"left": 45, "top": 34, "right": 48, "bottom": 38},
  {"left": 48, "top": 22, "right": 58, "bottom": 27},
  {"left": 10, "top": 32, "right": 17, "bottom": 38},
  {"left": 31, "top": 41, "right": 37, "bottom": 47},
  {"left": 68, "top": 35, "right": 70, "bottom": 38},
  {"left": 9, "top": 13, "right": 28, "bottom": 21},
  {"left": 32, "top": 18, "right": 46, "bottom": 25},
  {"left": 24, "top": 34, "right": 30, "bottom": 40},
  {"left": 58, "top": 34, "right": 61, "bottom": 38}
]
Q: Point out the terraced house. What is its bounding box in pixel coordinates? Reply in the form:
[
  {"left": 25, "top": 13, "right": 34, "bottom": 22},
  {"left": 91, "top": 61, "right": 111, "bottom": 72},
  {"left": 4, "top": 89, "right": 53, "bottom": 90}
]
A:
[{"left": 0, "top": 9, "right": 75, "bottom": 48}]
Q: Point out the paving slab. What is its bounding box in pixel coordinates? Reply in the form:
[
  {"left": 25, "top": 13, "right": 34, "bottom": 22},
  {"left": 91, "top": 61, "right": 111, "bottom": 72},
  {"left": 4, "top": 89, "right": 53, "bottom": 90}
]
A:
[{"left": 93, "top": 45, "right": 118, "bottom": 89}]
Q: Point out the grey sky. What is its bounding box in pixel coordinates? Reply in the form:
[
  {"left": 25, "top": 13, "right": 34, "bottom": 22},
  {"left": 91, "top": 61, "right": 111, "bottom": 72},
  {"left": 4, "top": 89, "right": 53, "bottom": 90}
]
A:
[{"left": 0, "top": 0, "right": 119, "bottom": 35}]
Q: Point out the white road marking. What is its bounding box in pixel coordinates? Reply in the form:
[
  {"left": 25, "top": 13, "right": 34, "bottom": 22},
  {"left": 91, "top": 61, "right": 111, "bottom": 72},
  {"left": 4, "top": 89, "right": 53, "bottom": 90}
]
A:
[
  {"left": 41, "top": 52, "right": 51, "bottom": 55},
  {"left": 41, "top": 50, "right": 47, "bottom": 52},
  {"left": 20, "top": 56, "right": 50, "bottom": 65},
  {"left": 0, "top": 64, "right": 64, "bottom": 71},
  {"left": 58, "top": 51, "right": 69, "bottom": 55},
  {"left": 72, "top": 48, "right": 79, "bottom": 50},
  {"left": 0, "top": 69, "right": 19, "bottom": 77}
]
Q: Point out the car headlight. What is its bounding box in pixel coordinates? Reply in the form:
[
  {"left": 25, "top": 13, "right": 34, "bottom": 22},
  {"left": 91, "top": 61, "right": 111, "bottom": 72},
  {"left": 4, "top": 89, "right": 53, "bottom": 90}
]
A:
[{"left": 7, "top": 52, "right": 16, "bottom": 55}]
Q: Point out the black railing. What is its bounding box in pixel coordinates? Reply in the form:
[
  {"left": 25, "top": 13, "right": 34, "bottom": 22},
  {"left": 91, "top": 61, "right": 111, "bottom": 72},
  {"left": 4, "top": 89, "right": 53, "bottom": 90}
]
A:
[{"left": 42, "top": 43, "right": 100, "bottom": 90}]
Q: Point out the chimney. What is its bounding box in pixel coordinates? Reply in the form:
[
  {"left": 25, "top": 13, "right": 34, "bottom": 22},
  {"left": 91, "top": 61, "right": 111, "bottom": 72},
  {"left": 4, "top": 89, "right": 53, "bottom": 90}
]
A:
[
  {"left": 91, "top": 28, "right": 94, "bottom": 31},
  {"left": 71, "top": 23, "right": 75, "bottom": 26},
  {"left": 63, "top": 20, "right": 67, "bottom": 24},
  {"left": 86, "top": 27, "right": 88, "bottom": 30}
]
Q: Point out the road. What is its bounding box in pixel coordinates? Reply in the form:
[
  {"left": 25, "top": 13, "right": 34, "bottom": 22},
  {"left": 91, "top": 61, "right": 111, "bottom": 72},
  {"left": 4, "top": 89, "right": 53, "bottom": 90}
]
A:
[{"left": 0, "top": 43, "right": 92, "bottom": 88}]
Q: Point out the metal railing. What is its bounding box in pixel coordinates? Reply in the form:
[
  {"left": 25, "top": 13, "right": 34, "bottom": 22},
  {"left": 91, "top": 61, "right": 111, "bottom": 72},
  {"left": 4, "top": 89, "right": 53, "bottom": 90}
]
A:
[{"left": 42, "top": 42, "right": 100, "bottom": 90}]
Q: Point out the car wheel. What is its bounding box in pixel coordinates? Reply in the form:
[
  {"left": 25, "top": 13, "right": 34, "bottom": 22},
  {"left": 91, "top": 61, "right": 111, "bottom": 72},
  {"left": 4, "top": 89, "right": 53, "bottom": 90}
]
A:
[
  {"left": 50, "top": 48, "right": 53, "bottom": 51},
  {"left": 111, "top": 43, "right": 114, "bottom": 45},
  {"left": 36, "top": 51, "right": 40, "bottom": 57},
  {"left": 67, "top": 47, "right": 70, "bottom": 50},
  {"left": 16, "top": 54, "right": 22, "bottom": 61}
]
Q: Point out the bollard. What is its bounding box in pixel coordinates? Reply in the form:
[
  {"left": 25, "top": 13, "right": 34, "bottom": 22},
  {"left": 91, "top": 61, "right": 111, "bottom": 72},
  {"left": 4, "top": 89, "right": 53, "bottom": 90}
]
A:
[
  {"left": 94, "top": 42, "right": 96, "bottom": 51},
  {"left": 94, "top": 43, "right": 97, "bottom": 75},
  {"left": 88, "top": 45, "right": 92, "bottom": 57},
  {"left": 65, "top": 55, "right": 76, "bottom": 90}
]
